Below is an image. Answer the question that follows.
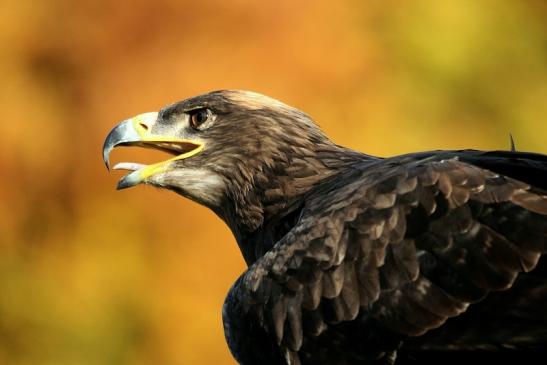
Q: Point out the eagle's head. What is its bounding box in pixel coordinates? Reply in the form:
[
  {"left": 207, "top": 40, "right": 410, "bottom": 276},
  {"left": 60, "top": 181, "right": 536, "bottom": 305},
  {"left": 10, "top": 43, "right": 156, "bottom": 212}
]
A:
[{"left": 103, "top": 90, "right": 358, "bottom": 246}]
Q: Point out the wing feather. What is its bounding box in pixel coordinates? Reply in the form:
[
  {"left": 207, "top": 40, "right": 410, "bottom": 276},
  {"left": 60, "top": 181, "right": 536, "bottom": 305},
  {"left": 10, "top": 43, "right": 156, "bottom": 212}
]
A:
[{"left": 234, "top": 157, "right": 547, "bottom": 362}]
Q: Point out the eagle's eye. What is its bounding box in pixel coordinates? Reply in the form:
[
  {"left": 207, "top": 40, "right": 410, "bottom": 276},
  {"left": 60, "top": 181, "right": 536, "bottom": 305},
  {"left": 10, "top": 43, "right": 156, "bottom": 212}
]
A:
[{"left": 189, "top": 108, "right": 212, "bottom": 129}]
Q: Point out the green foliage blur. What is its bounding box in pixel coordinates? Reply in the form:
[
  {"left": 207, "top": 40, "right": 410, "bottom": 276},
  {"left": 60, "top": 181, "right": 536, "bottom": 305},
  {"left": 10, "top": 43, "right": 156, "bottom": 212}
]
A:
[{"left": 0, "top": 0, "right": 546, "bottom": 364}]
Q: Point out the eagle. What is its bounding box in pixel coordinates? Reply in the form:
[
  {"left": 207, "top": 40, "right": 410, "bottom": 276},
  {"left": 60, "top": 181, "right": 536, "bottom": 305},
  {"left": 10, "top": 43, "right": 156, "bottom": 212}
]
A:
[{"left": 103, "top": 90, "right": 547, "bottom": 364}]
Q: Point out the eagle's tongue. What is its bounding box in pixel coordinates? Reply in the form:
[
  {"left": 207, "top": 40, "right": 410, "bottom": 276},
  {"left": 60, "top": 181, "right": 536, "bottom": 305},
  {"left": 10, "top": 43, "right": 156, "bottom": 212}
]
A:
[{"left": 113, "top": 162, "right": 146, "bottom": 171}]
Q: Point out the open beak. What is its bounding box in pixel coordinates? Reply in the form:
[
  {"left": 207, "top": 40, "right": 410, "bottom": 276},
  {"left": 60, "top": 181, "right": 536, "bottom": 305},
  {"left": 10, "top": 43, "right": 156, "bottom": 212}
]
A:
[{"left": 103, "top": 112, "right": 204, "bottom": 190}]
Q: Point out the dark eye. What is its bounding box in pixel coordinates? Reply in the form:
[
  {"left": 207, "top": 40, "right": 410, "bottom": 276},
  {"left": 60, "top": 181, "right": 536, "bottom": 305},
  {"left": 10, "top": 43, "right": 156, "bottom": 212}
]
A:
[{"left": 189, "top": 108, "right": 211, "bottom": 129}]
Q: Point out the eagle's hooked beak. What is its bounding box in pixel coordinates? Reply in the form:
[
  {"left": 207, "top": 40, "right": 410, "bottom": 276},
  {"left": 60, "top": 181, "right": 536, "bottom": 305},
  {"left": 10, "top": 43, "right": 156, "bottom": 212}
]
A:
[{"left": 103, "top": 112, "right": 204, "bottom": 190}]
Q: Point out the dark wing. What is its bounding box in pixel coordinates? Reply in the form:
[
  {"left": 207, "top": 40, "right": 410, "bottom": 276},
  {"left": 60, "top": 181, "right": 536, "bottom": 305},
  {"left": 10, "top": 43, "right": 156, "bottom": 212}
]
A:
[{"left": 235, "top": 157, "right": 547, "bottom": 363}]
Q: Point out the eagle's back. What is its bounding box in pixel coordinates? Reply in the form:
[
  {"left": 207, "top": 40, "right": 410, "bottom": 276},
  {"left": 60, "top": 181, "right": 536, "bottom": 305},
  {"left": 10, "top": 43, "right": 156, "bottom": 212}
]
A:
[{"left": 224, "top": 149, "right": 547, "bottom": 365}]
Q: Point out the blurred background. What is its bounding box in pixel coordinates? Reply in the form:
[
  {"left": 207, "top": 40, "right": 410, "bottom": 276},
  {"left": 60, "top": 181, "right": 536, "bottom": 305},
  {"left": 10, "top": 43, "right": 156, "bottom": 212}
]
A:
[{"left": 1, "top": 0, "right": 546, "bottom": 364}]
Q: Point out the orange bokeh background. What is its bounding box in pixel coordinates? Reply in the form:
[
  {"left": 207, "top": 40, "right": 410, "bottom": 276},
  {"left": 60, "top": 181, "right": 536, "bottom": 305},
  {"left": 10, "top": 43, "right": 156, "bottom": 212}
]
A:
[{"left": 1, "top": 1, "right": 546, "bottom": 364}]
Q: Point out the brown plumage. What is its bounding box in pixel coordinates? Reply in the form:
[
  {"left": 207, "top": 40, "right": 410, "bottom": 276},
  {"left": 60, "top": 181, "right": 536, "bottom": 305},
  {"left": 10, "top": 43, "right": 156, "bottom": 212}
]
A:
[{"left": 103, "top": 90, "right": 547, "bottom": 364}]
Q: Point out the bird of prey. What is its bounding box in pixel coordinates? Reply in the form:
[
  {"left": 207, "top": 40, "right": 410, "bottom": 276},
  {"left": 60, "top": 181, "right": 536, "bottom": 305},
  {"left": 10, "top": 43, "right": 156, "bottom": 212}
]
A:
[{"left": 103, "top": 90, "right": 547, "bottom": 364}]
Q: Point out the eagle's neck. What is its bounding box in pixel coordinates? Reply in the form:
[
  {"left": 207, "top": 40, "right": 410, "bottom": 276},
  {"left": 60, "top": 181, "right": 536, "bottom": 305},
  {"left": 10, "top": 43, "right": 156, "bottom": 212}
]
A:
[{"left": 221, "top": 144, "right": 371, "bottom": 265}]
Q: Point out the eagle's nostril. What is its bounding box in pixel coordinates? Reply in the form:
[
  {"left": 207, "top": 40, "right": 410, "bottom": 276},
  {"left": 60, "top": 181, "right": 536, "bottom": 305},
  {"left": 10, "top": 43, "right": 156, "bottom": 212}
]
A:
[{"left": 138, "top": 122, "right": 149, "bottom": 132}]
